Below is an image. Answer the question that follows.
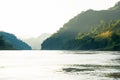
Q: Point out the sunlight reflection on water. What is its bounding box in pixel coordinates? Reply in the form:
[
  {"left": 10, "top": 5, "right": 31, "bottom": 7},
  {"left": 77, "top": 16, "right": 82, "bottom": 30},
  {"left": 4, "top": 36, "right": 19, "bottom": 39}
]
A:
[{"left": 0, "top": 50, "right": 119, "bottom": 80}]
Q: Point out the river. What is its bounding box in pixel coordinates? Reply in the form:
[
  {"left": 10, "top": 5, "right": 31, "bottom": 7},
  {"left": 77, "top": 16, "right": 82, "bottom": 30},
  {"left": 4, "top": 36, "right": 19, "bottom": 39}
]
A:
[{"left": 0, "top": 50, "right": 119, "bottom": 80}]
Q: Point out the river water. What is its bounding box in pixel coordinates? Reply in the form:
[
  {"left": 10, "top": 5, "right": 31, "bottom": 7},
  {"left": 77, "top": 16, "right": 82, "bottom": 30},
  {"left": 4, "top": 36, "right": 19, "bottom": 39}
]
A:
[{"left": 0, "top": 50, "right": 119, "bottom": 80}]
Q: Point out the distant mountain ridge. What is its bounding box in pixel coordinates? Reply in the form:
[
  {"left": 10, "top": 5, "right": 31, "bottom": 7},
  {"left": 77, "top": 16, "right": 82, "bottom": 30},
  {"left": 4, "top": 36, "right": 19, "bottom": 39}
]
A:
[
  {"left": 41, "top": 1, "right": 120, "bottom": 50},
  {"left": 22, "top": 33, "right": 51, "bottom": 50},
  {"left": 0, "top": 31, "right": 32, "bottom": 50}
]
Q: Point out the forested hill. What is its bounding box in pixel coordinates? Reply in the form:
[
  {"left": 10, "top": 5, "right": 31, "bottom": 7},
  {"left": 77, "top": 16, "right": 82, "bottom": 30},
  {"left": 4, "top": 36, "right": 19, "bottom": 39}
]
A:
[
  {"left": 41, "top": 1, "right": 120, "bottom": 50},
  {"left": 0, "top": 31, "right": 32, "bottom": 50}
]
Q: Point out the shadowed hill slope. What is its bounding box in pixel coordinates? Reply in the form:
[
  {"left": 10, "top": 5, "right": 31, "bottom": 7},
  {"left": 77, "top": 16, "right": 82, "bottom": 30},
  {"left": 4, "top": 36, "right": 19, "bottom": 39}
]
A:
[{"left": 0, "top": 31, "right": 32, "bottom": 50}]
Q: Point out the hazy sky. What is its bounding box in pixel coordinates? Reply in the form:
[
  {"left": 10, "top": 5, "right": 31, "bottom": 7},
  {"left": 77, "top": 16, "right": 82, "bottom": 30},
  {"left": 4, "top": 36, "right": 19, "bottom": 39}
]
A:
[{"left": 0, "top": 0, "right": 119, "bottom": 38}]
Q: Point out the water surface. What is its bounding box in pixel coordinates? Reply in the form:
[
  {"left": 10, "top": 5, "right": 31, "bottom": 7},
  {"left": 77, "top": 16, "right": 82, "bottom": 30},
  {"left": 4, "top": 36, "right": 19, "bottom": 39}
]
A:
[{"left": 0, "top": 50, "right": 119, "bottom": 80}]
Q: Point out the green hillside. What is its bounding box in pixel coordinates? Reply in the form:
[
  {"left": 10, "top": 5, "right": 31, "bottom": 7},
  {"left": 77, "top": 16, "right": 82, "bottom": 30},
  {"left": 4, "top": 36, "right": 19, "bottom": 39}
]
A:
[
  {"left": 63, "top": 20, "right": 120, "bottom": 50},
  {"left": 0, "top": 31, "right": 32, "bottom": 50},
  {"left": 41, "top": 1, "right": 120, "bottom": 50},
  {"left": 0, "top": 36, "right": 15, "bottom": 50}
]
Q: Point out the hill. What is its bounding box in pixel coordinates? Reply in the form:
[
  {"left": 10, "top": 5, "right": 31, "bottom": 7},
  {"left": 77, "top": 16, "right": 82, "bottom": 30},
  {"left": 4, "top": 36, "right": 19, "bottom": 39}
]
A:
[
  {"left": 0, "top": 35, "right": 15, "bottom": 50},
  {"left": 41, "top": 1, "right": 120, "bottom": 50},
  {"left": 62, "top": 20, "right": 120, "bottom": 50},
  {"left": 0, "top": 31, "right": 32, "bottom": 50}
]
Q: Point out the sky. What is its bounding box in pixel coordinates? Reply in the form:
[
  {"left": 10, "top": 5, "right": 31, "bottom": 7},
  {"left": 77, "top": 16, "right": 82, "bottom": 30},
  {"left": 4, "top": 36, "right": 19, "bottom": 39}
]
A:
[{"left": 0, "top": 0, "right": 119, "bottom": 38}]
